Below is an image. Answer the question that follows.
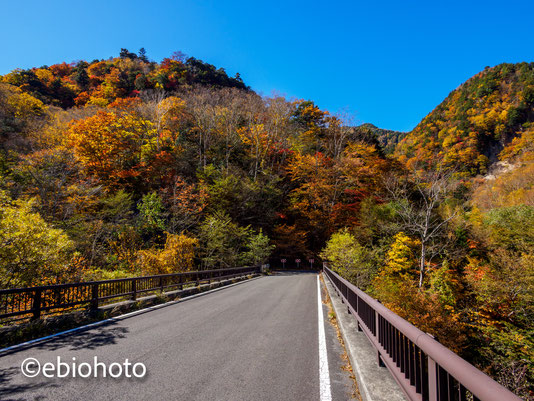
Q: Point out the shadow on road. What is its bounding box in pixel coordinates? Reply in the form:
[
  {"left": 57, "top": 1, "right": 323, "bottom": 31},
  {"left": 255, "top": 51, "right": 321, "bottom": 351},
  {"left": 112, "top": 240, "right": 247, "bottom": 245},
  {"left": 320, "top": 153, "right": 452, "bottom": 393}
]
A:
[
  {"left": 0, "top": 366, "right": 59, "bottom": 400},
  {"left": 33, "top": 323, "right": 129, "bottom": 352}
]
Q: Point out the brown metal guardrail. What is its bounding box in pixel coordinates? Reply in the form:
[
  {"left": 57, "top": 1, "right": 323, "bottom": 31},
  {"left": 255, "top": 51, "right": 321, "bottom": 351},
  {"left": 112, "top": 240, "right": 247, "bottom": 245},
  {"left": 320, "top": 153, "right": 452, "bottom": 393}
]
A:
[
  {"left": 323, "top": 265, "right": 522, "bottom": 401},
  {"left": 0, "top": 266, "right": 260, "bottom": 322}
]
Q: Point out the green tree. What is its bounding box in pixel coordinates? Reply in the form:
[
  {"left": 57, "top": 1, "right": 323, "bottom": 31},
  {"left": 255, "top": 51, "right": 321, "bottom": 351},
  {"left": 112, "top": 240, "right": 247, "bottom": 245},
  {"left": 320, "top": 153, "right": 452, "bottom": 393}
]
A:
[
  {"left": 321, "top": 228, "right": 375, "bottom": 289},
  {"left": 198, "top": 213, "right": 250, "bottom": 269},
  {"left": 138, "top": 192, "right": 166, "bottom": 236},
  {"left": 241, "top": 229, "right": 275, "bottom": 266},
  {"left": 484, "top": 205, "right": 534, "bottom": 252},
  {"left": 0, "top": 191, "right": 74, "bottom": 288},
  {"left": 138, "top": 48, "right": 148, "bottom": 62},
  {"left": 73, "top": 62, "right": 89, "bottom": 90}
]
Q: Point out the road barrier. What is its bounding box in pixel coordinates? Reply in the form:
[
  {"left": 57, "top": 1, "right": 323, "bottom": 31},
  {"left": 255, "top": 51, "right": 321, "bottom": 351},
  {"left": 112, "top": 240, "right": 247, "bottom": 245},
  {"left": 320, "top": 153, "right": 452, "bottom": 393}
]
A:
[
  {"left": 0, "top": 266, "right": 260, "bottom": 322},
  {"left": 323, "top": 265, "right": 521, "bottom": 401}
]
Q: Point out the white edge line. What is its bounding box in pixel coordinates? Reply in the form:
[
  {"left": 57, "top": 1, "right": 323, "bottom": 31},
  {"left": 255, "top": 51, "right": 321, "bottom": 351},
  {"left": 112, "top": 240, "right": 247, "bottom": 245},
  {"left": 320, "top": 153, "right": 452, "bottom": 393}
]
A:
[
  {"left": 318, "top": 274, "right": 332, "bottom": 401},
  {"left": 0, "top": 275, "right": 260, "bottom": 355}
]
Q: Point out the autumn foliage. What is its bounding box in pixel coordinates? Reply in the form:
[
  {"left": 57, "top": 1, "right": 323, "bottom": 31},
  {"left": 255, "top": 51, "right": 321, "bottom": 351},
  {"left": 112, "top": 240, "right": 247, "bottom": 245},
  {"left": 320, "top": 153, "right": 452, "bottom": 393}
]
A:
[{"left": 0, "top": 51, "right": 533, "bottom": 397}]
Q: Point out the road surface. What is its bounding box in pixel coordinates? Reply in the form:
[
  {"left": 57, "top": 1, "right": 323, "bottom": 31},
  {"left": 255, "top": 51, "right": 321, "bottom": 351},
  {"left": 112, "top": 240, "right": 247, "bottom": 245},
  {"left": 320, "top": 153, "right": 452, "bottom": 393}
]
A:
[{"left": 0, "top": 272, "right": 355, "bottom": 401}]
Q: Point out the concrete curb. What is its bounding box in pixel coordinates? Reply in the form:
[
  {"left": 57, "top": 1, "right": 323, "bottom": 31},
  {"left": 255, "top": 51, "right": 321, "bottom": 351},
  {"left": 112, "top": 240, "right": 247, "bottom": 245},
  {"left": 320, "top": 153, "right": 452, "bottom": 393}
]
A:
[{"left": 322, "top": 273, "right": 408, "bottom": 401}]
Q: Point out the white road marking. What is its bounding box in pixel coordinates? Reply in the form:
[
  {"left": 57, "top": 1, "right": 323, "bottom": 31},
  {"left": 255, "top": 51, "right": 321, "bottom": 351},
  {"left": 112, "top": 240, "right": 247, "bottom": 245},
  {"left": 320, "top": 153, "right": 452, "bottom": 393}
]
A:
[{"left": 317, "top": 275, "right": 332, "bottom": 401}]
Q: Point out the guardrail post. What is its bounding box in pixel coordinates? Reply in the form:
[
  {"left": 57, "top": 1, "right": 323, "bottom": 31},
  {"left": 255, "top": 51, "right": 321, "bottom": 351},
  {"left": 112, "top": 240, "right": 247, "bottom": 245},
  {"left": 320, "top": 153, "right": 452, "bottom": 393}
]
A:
[
  {"left": 90, "top": 283, "right": 99, "bottom": 313},
  {"left": 374, "top": 309, "right": 379, "bottom": 337},
  {"left": 131, "top": 278, "right": 137, "bottom": 301},
  {"left": 375, "top": 309, "right": 384, "bottom": 368},
  {"left": 32, "top": 289, "right": 42, "bottom": 320},
  {"left": 160, "top": 276, "right": 164, "bottom": 293},
  {"left": 377, "top": 351, "right": 385, "bottom": 367},
  {"left": 196, "top": 272, "right": 200, "bottom": 286},
  {"left": 428, "top": 357, "right": 438, "bottom": 401}
]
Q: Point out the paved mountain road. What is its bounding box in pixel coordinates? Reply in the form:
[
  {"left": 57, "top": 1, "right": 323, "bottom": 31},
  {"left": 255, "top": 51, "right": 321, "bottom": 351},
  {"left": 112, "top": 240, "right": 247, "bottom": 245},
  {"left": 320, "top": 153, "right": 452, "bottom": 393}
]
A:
[{"left": 0, "top": 273, "right": 355, "bottom": 401}]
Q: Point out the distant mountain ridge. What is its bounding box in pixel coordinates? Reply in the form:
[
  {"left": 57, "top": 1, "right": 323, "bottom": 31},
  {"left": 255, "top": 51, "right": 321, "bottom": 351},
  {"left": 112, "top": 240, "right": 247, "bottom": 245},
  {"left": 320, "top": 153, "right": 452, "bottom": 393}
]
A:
[{"left": 353, "top": 123, "right": 406, "bottom": 154}]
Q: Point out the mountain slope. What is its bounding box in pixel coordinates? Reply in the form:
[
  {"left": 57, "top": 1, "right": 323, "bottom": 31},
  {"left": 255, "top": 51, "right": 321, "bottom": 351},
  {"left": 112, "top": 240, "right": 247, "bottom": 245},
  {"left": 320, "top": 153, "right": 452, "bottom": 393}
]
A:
[{"left": 395, "top": 62, "right": 534, "bottom": 174}]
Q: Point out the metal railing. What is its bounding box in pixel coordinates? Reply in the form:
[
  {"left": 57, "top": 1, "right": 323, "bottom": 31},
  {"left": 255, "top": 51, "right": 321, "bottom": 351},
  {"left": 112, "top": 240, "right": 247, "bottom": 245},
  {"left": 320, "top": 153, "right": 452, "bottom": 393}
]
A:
[
  {"left": 0, "top": 266, "right": 260, "bottom": 322},
  {"left": 323, "top": 265, "right": 522, "bottom": 401}
]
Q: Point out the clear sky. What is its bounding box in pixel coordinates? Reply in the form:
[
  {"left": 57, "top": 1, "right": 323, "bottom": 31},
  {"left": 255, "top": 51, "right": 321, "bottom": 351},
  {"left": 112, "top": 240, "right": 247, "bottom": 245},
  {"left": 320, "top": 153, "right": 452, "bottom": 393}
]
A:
[{"left": 1, "top": 0, "right": 533, "bottom": 132}]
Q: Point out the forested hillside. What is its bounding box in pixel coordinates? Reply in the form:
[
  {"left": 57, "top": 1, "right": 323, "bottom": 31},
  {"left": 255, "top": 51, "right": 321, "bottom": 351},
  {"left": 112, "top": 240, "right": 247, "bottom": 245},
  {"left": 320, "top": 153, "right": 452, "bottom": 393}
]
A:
[
  {"left": 0, "top": 48, "right": 385, "bottom": 286},
  {"left": 0, "top": 52, "right": 532, "bottom": 398},
  {"left": 396, "top": 62, "right": 534, "bottom": 175}
]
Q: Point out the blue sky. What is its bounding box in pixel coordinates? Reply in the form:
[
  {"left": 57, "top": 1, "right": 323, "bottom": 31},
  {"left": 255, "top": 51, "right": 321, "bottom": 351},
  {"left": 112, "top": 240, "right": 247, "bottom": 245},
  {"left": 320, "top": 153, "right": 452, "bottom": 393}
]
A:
[{"left": 1, "top": 0, "right": 533, "bottom": 131}]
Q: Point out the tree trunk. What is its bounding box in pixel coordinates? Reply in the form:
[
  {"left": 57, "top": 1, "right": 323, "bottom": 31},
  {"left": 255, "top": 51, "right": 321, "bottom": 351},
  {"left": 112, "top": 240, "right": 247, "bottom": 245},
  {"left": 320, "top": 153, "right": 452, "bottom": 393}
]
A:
[{"left": 419, "top": 241, "right": 426, "bottom": 288}]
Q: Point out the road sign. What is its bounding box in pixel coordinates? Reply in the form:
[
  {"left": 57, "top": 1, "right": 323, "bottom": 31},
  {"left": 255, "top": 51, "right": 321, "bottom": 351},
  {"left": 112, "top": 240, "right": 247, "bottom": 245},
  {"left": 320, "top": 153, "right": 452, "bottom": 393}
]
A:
[
  {"left": 296, "top": 259, "right": 301, "bottom": 263},
  {"left": 281, "top": 259, "right": 286, "bottom": 263},
  {"left": 309, "top": 259, "right": 314, "bottom": 263}
]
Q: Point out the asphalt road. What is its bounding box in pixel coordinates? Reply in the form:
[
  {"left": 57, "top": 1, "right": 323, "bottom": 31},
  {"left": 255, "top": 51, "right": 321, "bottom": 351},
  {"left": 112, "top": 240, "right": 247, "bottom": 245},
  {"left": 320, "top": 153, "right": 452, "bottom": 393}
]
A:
[{"left": 0, "top": 273, "right": 355, "bottom": 401}]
